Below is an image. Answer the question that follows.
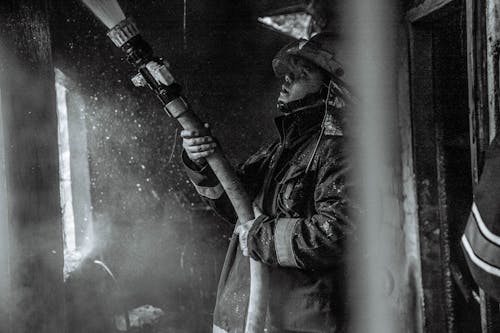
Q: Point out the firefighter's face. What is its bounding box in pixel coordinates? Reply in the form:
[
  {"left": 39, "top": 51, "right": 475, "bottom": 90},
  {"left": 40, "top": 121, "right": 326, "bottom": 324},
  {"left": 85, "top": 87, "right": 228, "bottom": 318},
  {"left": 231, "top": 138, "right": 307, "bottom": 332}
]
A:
[{"left": 278, "top": 65, "right": 325, "bottom": 104}]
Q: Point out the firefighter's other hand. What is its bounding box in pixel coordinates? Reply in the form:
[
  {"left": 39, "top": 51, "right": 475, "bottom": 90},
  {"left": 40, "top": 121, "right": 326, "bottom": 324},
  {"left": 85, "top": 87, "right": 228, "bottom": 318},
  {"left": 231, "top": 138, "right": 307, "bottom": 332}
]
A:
[
  {"left": 181, "top": 123, "right": 216, "bottom": 166},
  {"left": 235, "top": 219, "right": 254, "bottom": 257},
  {"left": 236, "top": 205, "right": 263, "bottom": 257}
]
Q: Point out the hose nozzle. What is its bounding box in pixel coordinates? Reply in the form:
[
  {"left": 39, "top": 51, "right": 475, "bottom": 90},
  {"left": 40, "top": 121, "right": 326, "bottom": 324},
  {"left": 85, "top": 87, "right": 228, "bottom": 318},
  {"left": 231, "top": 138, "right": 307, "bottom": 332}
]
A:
[
  {"left": 107, "top": 17, "right": 140, "bottom": 47},
  {"left": 106, "top": 17, "right": 153, "bottom": 67},
  {"left": 95, "top": 13, "right": 184, "bottom": 117}
]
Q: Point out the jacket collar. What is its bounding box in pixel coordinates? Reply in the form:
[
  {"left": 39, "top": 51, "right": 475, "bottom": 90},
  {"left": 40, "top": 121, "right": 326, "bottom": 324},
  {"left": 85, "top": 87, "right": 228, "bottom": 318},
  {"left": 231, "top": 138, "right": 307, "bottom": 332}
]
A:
[{"left": 274, "top": 102, "right": 325, "bottom": 144}]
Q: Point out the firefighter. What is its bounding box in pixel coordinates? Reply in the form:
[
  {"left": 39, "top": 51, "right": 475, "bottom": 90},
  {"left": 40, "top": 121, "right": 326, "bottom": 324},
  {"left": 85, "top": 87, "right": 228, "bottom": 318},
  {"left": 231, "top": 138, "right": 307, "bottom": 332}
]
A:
[{"left": 182, "top": 32, "right": 355, "bottom": 333}]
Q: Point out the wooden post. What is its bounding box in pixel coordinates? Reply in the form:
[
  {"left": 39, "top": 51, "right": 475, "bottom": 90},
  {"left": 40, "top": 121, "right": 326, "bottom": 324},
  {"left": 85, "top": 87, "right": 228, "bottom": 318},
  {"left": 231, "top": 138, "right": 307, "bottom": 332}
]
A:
[
  {"left": 0, "top": 1, "right": 65, "bottom": 332},
  {"left": 397, "top": 21, "right": 426, "bottom": 333},
  {"left": 481, "top": 1, "right": 500, "bottom": 331},
  {"left": 486, "top": 0, "right": 500, "bottom": 142}
]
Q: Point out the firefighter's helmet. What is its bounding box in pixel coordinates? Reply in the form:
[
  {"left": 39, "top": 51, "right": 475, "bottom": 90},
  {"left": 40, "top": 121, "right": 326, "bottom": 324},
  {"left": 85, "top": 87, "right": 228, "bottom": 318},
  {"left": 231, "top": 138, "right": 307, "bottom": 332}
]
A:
[{"left": 272, "top": 32, "right": 344, "bottom": 79}]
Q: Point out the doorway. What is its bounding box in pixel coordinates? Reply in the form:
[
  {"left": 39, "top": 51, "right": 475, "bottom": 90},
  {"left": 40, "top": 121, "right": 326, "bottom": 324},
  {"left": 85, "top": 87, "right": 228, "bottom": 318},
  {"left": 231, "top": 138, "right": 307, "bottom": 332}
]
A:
[{"left": 409, "top": 1, "right": 481, "bottom": 332}]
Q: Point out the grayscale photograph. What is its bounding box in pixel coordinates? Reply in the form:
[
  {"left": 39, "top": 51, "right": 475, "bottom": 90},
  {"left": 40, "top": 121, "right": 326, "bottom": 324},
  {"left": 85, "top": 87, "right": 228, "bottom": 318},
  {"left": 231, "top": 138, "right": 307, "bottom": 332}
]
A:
[{"left": 0, "top": 0, "right": 498, "bottom": 332}]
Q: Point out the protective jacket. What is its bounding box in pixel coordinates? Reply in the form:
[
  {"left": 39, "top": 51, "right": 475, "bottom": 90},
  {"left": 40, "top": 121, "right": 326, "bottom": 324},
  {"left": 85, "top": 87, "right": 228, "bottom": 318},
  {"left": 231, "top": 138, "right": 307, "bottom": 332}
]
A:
[{"left": 183, "top": 103, "right": 354, "bottom": 333}]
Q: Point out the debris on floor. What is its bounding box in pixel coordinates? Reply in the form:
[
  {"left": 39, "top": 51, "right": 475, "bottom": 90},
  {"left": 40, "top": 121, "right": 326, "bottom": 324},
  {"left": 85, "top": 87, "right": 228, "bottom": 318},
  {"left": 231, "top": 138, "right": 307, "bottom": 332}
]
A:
[{"left": 114, "top": 305, "right": 165, "bottom": 332}]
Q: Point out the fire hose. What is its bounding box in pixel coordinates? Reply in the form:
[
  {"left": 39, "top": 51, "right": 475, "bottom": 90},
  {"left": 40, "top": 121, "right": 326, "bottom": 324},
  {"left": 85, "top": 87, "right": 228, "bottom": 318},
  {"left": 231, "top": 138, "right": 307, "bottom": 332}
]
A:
[{"left": 81, "top": 2, "right": 269, "bottom": 332}]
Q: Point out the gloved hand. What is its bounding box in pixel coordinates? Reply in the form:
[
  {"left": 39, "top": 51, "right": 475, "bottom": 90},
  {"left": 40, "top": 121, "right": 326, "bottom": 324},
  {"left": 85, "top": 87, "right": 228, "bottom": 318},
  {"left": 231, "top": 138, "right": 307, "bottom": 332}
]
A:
[
  {"left": 181, "top": 123, "right": 217, "bottom": 167},
  {"left": 235, "top": 205, "right": 263, "bottom": 257}
]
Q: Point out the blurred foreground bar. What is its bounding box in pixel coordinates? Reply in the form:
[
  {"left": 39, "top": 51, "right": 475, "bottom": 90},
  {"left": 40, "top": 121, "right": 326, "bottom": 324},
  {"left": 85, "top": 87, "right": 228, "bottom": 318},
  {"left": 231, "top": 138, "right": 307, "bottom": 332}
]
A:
[
  {"left": 346, "top": 0, "right": 408, "bottom": 332},
  {"left": 0, "top": 1, "right": 65, "bottom": 333}
]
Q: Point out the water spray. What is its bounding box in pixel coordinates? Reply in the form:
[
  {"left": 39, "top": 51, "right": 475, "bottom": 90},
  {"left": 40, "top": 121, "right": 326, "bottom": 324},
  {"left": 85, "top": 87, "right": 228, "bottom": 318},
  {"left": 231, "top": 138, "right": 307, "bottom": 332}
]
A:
[{"left": 81, "top": 1, "right": 269, "bottom": 332}]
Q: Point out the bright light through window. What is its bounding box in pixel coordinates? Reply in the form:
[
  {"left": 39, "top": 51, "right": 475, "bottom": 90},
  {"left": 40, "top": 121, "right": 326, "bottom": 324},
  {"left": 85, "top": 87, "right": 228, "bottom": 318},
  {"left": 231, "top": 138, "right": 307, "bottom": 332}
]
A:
[
  {"left": 55, "top": 68, "right": 94, "bottom": 280},
  {"left": 258, "top": 12, "right": 312, "bottom": 40},
  {"left": 55, "top": 71, "right": 77, "bottom": 254}
]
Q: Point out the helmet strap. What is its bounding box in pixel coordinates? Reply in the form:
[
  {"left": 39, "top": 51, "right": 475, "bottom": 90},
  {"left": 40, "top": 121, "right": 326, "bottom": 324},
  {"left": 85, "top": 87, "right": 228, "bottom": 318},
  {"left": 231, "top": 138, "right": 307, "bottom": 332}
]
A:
[
  {"left": 305, "top": 79, "right": 342, "bottom": 173},
  {"left": 276, "top": 90, "right": 325, "bottom": 114}
]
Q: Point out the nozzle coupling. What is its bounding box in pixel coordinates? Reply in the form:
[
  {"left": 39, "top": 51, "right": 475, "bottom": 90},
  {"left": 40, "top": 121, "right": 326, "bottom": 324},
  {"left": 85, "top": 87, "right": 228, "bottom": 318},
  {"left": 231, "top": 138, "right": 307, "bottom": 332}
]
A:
[
  {"left": 107, "top": 17, "right": 139, "bottom": 47},
  {"left": 107, "top": 17, "right": 153, "bottom": 67}
]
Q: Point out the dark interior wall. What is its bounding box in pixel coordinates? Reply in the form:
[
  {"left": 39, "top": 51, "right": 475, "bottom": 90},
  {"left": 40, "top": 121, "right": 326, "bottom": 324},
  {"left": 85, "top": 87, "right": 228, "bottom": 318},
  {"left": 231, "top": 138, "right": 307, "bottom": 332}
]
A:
[
  {"left": 49, "top": 0, "right": 293, "bottom": 331},
  {"left": 432, "top": 12, "right": 480, "bottom": 332}
]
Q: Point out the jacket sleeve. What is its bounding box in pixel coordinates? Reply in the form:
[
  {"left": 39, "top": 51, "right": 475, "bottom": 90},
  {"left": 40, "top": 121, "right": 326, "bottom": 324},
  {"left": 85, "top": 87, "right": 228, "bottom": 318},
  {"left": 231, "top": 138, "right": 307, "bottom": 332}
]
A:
[
  {"left": 247, "top": 138, "right": 355, "bottom": 270},
  {"left": 182, "top": 151, "right": 237, "bottom": 222},
  {"left": 182, "top": 143, "right": 273, "bottom": 223}
]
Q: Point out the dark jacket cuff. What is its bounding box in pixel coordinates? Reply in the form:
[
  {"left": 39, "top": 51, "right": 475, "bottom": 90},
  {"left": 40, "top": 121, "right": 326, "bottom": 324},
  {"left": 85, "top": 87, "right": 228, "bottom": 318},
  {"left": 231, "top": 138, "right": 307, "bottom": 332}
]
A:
[
  {"left": 182, "top": 150, "right": 224, "bottom": 199},
  {"left": 182, "top": 150, "right": 218, "bottom": 185},
  {"left": 247, "top": 215, "right": 301, "bottom": 268},
  {"left": 247, "top": 214, "right": 278, "bottom": 266}
]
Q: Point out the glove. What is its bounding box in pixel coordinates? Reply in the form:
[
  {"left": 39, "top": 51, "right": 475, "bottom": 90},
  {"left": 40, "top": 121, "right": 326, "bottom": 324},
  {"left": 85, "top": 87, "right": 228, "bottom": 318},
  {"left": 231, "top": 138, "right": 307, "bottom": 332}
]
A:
[{"left": 235, "top": 205, "right": 263, "bottom": 257}]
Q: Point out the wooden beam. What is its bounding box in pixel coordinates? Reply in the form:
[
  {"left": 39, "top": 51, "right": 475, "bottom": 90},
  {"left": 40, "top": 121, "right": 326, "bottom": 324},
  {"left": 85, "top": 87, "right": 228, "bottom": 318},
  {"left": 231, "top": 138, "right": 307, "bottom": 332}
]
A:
[
  {"left": 397, "top": 22, "right": 425, "bottom": 333},
  {"left": 479, "top": 0, "right": 500, "bottom": 331},
  {"left": 252, "top": 0, "right": 303, "bottom": 16},
  {"left": 407, "top": 0, "right": 454, "bottom": 22},
  {"left": 486, "top": 0, "right": 500, "bottom": 142},
  {"left": 466, "top": 0, "right": 488, "bottom": 185}
]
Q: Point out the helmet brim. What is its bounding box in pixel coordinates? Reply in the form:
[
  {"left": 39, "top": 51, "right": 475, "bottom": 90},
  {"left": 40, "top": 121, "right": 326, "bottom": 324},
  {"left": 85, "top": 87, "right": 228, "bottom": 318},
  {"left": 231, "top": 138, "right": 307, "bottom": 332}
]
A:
[{"left": 272, "top": 38, "right": 344, "bottom": 79}]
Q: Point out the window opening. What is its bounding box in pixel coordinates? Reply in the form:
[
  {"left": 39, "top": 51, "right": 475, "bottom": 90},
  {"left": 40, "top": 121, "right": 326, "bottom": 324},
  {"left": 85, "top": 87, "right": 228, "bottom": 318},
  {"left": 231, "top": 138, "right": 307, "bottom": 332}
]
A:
[
  {"left": 258, "top": 12, "right": 312, "bottom": 39},
  {"left": 55, "top": 68, "right": 93, "bottom": 280}
]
